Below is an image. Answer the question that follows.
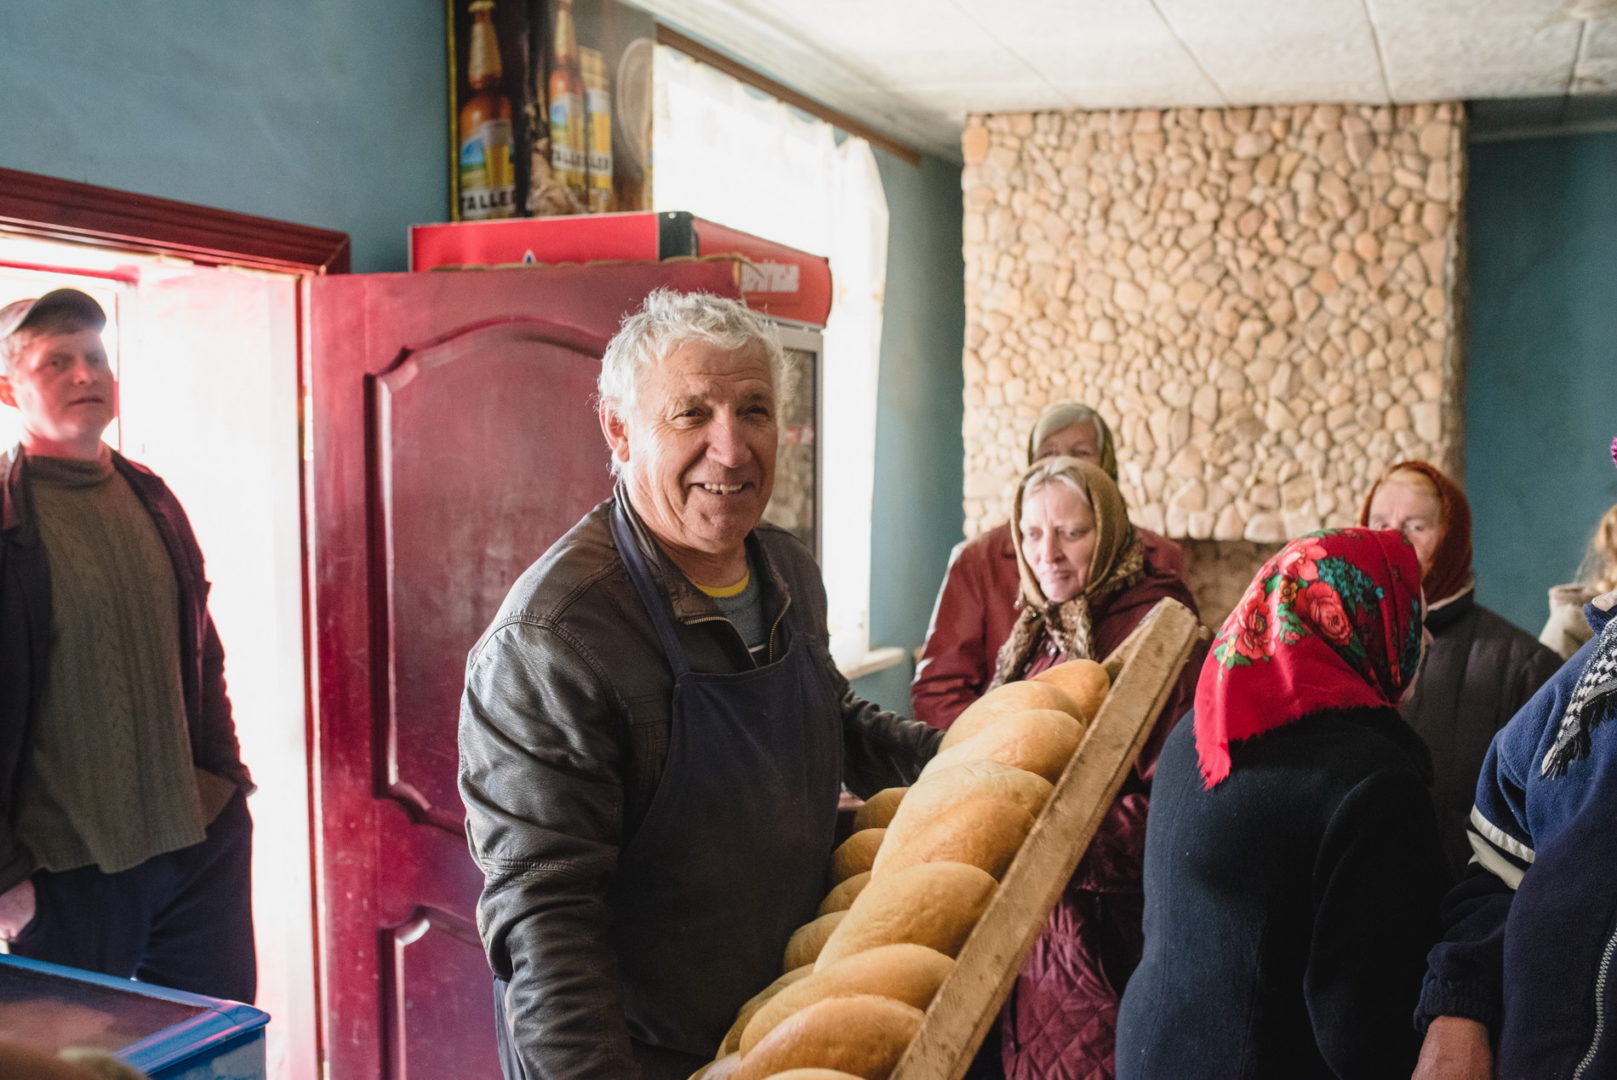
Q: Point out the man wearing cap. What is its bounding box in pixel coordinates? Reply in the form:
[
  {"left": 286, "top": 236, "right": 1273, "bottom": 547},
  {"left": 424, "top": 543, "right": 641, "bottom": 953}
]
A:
[{"left": 0, "top": 289, "right": 255, "bottom": 1002}]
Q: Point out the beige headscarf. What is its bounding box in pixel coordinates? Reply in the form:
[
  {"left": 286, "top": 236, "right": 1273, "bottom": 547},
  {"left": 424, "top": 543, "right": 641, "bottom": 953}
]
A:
[
  {"left": 991, "top": 456, "right": 1145, "bottom": 686},
  {"left": 1027, "top": 401, "right": 1120, "bottom": 479}
]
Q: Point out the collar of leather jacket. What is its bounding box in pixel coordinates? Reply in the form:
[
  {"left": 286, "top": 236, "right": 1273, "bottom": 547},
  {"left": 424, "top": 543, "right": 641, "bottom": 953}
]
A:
[{"left": 610, "top": 480, "right": 795, "bottom": 631}]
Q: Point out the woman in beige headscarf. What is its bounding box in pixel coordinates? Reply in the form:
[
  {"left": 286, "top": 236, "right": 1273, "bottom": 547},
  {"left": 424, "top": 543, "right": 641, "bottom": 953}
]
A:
[
  {"left": 911, "top": 401, "right": 1185, "bottom": 731},
  {"left": 989, "top": 457, "right": 1204, "bottom": 1080}
]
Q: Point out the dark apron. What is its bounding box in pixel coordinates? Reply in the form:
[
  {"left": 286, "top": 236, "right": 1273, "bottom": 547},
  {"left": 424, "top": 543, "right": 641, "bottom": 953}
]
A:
[{"left": 495, "top": 505, "right": 844, "bottom": 1080}]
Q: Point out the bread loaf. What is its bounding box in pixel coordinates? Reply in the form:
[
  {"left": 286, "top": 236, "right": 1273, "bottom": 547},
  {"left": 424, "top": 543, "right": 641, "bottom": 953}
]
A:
[
  {"left": 739, "top": 943, "right": 952, "bottom": 1055},
  {"left": 719, "top": 965, "right": 814, "bottom": 1056},
  {"left": 943, "top": 681, "right": 1084, "bottom": 748},
  {"left": 735, "top": 994, "right": 924, "bottom": 1080},
  {"left": 880, "top": 760, "right": 1051, "bottom": 866},
  {"left": 688, "top": 1051, "right": 742, "bottom": 1079},
  {"left": 1031, "top": 658, "right": 1110, "bottom": 722},
  {"left": 831, "top": 828, "right": 885, "bottom": 884},
  {"left": 814, "top": 861, "right": 997, "bottom": 970},
  {"left": 924, "top": 708, "right": 1084, "bottom": 784},
  {"left": 784, "top": 911, "right": 847, "bottom": 971},
  {"left": 852, "top": 787, "right": 906, "bottom": 831},
  {"left": 873, "top": 795, "right": 1036, "bottom": 880},
  {"left": 817, "top": 871, "right": 870, "bottom": 916},
  {"left": 754, "top": 1071, "right": 865, "bottom": 1080}
]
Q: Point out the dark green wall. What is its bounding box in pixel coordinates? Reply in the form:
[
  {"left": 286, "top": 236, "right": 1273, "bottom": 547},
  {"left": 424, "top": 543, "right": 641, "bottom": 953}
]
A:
[
  {"left": 0, "top": 1, "right": 447, "bottom": 272},
  {"left": 1465, "top": 131, "right": 1617, "bottom": 633},
  {"left": 851, "top": 151, "right": 966, "bottom": 713}
]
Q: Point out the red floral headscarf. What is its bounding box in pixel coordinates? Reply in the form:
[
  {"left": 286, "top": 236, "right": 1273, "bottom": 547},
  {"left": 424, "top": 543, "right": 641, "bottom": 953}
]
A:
[
  {"left": 1193, "top": 528, "right": 1425, "bottom": 788},
  {"left": 1358, "top": 460, "right": 1473, "bottom": 607}
]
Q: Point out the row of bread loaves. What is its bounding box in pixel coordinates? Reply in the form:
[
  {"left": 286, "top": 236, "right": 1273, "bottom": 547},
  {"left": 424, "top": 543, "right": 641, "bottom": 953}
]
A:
[{"left": 689, "top": 658, "right": 1111, "bottom": 1080}]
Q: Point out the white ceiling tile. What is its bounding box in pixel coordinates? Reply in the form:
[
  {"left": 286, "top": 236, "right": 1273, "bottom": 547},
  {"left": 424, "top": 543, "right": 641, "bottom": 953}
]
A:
[
  {"left": 1369, "top": 4, "right": 1581, "bottom": 100},
  {"left": 956, "top": 0, "right": 1224, "bottom": 105},
  {"left": 631, "top": 0, "right": 1613, "bottom": 155},
  {"left": 1583, "top": 15, "right": 1617, "bottom": 60},
  {"left": 1574, "top": 61, "right": 1617, "bottom": 93},
  {"left": 1156, "top": 0, "right": 1388, "bottom": 103}
]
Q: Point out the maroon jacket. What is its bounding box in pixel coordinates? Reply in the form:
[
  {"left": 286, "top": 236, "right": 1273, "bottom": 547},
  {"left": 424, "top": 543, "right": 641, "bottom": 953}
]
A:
[
  {"left": 912, "top": 523, "right": 1199, "bottom": 1079},
  {"left": 1001, "top": 563, "right": 1204, "bottom": 1080}
]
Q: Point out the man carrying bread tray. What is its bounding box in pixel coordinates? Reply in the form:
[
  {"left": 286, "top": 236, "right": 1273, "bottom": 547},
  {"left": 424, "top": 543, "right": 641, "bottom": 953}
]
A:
[{"left": 459, "top": 289, "right": 941, "bottom": 1080}]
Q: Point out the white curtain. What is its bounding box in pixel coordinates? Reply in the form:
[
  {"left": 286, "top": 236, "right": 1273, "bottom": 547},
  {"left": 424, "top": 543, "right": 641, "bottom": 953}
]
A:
[{"left": 654, "top": 46, "right": 890, "bottom": 670}]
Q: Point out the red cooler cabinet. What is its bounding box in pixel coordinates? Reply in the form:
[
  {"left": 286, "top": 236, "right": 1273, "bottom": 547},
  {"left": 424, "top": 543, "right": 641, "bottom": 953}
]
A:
[{"left": 409, "top": 210, "right": 833, "bottom": 327}]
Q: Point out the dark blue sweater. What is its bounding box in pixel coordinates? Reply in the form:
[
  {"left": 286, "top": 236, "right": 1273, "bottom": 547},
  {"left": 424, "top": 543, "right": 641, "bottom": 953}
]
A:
[
  {"left": 1417, "top": 599, "right": 1617, "bottom": 1078},
  {"left": 1117, "top": 707, "right": 1448, "bottom": 1079}
]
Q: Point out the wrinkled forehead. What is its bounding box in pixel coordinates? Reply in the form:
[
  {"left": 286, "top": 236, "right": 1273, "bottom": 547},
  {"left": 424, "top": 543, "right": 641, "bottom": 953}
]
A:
[
  {"left": 1371, "top": 470, "right": 1442, "bottom": 515},
  {"left": 1021, "top": 476, "right": 1093, "bottom": 523},
  {"left": 644, "top": 339, "right": 775, "bottom": 396},
  {"left": 1042, "top": 421, "right": 1099, "bottom": 446}
]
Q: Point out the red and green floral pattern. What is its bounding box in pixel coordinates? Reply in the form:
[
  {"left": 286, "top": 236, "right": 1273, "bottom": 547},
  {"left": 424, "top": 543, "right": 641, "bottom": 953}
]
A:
[{"left": 1194, "top": 528, "right": 1424, "bottom": 787}]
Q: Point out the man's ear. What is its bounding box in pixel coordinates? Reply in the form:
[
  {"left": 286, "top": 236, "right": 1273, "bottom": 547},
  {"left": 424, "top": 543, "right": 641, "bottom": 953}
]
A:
[
  {"left": 598, "top": 400, "right": 631, "bottom": 467},
  {"left": 0, "top": 375, "right": 15, "bottom": 410}
]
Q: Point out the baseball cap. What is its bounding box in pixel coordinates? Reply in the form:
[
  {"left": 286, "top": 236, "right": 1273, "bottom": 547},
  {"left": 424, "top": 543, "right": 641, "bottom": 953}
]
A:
[{"left": 0, "top": 288, "right": 108, "bottom": 342}]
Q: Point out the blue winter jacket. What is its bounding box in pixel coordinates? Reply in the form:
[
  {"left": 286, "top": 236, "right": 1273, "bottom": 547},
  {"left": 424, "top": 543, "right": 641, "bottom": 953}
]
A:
[{"left": 1417, "top": 596, "right": 1617, "bottom": 1079}]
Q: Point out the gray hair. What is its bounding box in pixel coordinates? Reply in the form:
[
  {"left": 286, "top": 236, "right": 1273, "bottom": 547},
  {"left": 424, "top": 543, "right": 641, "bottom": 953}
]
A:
[
  {"left": 1021, "top": 458, "right": 1093, "bottom": 508},
  {"left": 598, "top": 289, "right": 788, "bottom": 414}
]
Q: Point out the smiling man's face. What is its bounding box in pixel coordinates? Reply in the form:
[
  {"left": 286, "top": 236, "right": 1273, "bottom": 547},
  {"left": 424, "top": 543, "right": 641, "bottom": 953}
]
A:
[
  {"left": 602, "top": 338, "right": 778, "bottom": 585},
  {"left": 0, "top": 326, "right": 118, "bottom": 458}
]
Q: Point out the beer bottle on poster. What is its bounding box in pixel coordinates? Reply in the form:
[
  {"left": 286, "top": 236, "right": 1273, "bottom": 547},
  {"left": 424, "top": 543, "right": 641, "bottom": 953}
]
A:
[
  {"left": 548, "top": 0, "right": 587, "bottom": 207},
  {"left": 458, "top": 0, "right": 516, "bottom": 220},
  {"left": 581, "top": 46, "right": 614, "bottom": 214}
]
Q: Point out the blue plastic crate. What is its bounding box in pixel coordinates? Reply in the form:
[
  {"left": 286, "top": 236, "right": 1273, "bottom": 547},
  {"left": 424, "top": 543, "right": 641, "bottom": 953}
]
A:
[{"left": 0, "top": 953, "right": 268, "bottom": 1080}]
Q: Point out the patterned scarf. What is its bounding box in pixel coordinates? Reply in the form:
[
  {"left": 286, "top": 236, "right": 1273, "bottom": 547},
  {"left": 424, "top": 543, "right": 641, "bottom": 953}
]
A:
[
  {"left": 990, "top": 456, "right": 1144, "bottom": 687},
  {"left": 1027, "top": 401, "right": 1119, "bottom": 480},
  {"left": 1359, "top": 460, "right": 1473, "bottom": 607},
  {"left": 1542, "top": 614, "right": 1617, "bottom": 777},
  {"left": 1193, "top": 528, "right": 1425, "bottom": 788},
  {"left": 1541, "top": 435, "right": 1617, "bottom": 777}
]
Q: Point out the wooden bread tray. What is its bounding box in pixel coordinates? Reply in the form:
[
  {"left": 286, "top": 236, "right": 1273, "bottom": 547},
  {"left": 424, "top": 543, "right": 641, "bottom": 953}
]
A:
[{"left": 888, "top": 597, "right": 1202, "bottom": 1080}]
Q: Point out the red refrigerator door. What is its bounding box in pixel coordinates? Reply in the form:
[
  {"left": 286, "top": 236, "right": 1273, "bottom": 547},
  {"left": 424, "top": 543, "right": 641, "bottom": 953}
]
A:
[{"left": 307, "top": 260, "right": 741, "bottom": 1080}]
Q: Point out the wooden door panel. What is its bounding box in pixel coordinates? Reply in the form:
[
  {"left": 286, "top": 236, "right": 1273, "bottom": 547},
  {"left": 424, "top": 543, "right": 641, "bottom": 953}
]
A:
[
  {"left": 383, "top": 908, "right": 495, "bottom": 1080},
  {"left": 374, "top": 318, "right": 613, "bottom": 830},
  {"left": 311, "top": 261, "right": 743, "bottom": 1080}
]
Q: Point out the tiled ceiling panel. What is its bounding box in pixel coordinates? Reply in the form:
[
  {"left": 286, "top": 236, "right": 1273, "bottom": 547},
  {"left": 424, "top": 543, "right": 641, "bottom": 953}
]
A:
[
  {"left": 1157, "top": 0, "right": 1390, "bottom": 103},
  {"left": 978, "top": 0, "right": 1225, "bottom": 107},
  {"left": 1370, "top": 0, "right": 1582, "bottom": 100},
  {"left": 629, "top": 0, "right": 1611, "bottom": 156},
  {"left": 1579, "top": 16, "right": 1617, "bottom": 91}
]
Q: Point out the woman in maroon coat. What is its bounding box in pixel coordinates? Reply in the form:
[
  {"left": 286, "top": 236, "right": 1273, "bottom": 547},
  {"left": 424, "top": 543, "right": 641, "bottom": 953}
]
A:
[
  {"left": 989, "top": 456, "right": 1204, "bottom": 1080},
  {"left": 912, "top": 401, "right": 1184, "bottom": 732}
]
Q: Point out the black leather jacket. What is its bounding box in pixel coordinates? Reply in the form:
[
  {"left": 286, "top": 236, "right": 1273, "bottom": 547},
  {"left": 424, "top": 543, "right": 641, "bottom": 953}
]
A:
[
  {"left": 458, "top": 491, "right": 938, "bottom": 1078},
  {"left": 1401, "top": 590, "right": 1562, "bottom": 877},
  {"left": 0, "top": 447, "right": 252, "bottom": 894}
]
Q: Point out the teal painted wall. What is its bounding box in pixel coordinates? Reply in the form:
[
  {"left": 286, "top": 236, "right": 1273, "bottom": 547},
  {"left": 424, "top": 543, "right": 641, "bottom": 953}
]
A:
[
  {"left": 0, "top": 2, "right": 966, "bottom": 708},
  {"left": 851, "top": 151, "right": 966, "bottom": 713},
  {"left": 0, "top": 1, "right": 447, "bottom": 273},
  {"left": 1466, "top": 131, "right": 1617, "bottom": 633}
]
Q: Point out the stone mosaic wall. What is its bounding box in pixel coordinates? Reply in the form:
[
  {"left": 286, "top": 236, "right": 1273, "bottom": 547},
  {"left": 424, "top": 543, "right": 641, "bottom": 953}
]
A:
[{"left": 959, "top": 103, "right": 1466, "bottom": 567}]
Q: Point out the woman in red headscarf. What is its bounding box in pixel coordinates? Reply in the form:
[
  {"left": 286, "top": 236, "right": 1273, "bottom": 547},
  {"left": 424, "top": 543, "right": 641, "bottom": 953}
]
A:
[
  {"left": 1360, "top": 461, "right": 1561, "bottom": 876},
  {"left": 1115, "top": 528, "right": 1450, "bottom": 1079}
]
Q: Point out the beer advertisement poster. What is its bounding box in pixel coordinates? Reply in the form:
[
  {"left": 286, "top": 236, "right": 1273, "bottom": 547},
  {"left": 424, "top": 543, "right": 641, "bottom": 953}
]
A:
[{"left": 449, "top": 0, "right": 654, "bottom": 222}]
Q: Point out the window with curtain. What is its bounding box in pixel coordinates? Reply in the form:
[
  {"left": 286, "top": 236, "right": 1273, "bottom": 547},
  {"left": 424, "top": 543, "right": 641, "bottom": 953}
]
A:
[{"left": 653, "top": 46, "right": 890, "bottom": 672}]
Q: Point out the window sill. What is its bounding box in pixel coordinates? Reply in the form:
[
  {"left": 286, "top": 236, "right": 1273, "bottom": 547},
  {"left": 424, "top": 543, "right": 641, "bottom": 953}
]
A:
[{"left": 838, "top": 645, "right": 906, "bottom": 681}]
